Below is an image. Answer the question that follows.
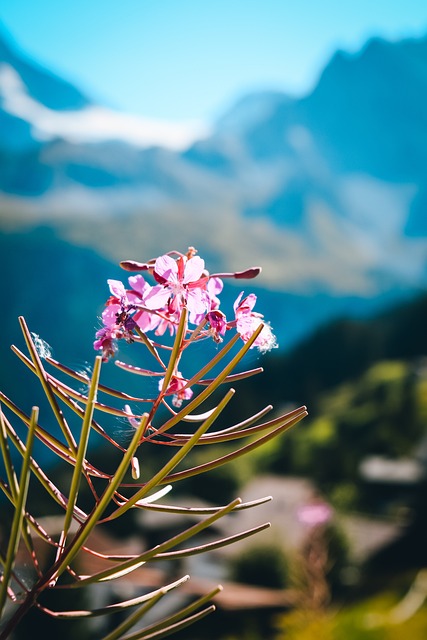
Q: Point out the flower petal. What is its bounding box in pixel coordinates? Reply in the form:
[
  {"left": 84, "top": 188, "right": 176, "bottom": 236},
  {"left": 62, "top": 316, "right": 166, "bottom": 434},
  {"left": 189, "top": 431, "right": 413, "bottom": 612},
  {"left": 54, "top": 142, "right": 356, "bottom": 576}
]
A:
[
  {"left": 107, "top": 279, "right": 127, "bottom": 298},
  {"left": 143, "top": 284, "right": 170, "bottom": 310},
  {"left": 187, "top": 289, "right": 208, "bottom": 316},
  {"left": 128, "top": 275, "right": 150, "bottom": 297},
  {"left": 154, "top": 255, "right": 178, "bottom": 283},
  {"left": 183, "top": 256, "right": 205, "bottom": 284},
  {"left": 233, "top": 291, "right": 244, "bottom": 313},
  {"left": 102, "top": 305, "right": 120, "bottom": 327}
]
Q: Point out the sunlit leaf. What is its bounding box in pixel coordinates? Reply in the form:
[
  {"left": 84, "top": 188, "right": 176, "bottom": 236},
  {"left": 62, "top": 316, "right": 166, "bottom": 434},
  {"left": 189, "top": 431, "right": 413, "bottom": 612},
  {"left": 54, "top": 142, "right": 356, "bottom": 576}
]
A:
[
  {"left": 52, "top": 356, "right": 102, "bottom": 578},
  {"left": 109, "top": 389, "right": 236, "bottom": 519},
  {"left": 131, "top": 494, "right": 272, "bottom": 515},
  {"left": 69, "top": 497, "right": 241, "bottom": 587},
  {"left": 0, "top": 406, "right": 38, "bottom": 617},
  {"left": 40, "top": 575, "right": 189, "bottom": 619},
  {"left": 50, "top": 415, "right": 149, "bottom": 583},
  {"left": 18, "top": 318, "right": 77, "bottom": 452},
  {"left": 160, "top": 408, "right": 307, "bottom": 483},
  {"left": 116, "top": 586, "right": 221, "bottom": 640},
  {"left": 153, "top": 521, "right": 271, "bottom": 560}
]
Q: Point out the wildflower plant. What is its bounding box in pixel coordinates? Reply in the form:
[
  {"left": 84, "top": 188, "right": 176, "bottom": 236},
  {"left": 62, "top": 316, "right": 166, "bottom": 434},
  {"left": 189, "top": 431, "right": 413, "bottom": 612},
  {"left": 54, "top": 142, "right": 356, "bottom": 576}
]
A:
[{"left": 0, "top": 247, "right": 307, "bottom": 639}]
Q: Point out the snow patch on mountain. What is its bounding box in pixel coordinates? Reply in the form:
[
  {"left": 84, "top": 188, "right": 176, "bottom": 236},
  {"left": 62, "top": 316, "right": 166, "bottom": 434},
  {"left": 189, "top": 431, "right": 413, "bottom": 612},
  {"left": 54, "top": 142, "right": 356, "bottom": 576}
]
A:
[{"left": 0, "top": 63, "right": 210, "bottom": 150}]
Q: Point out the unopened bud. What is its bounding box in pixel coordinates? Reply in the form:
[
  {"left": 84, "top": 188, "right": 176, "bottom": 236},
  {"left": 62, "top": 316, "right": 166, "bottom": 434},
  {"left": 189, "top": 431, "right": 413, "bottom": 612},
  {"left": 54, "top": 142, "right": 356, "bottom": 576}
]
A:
[
  {"left": 211, "top": 267, "right": 262, "bottom": 280},
  {"left": 131, "top": 456, "right": 140, "bottom": 480},
  {"left": 120, "top": 260, "right": 151, "bottom": 272}
]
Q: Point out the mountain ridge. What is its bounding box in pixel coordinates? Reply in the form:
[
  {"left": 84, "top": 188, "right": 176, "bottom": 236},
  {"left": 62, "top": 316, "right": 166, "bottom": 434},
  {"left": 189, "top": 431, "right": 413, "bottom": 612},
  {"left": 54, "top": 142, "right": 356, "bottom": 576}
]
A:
[
  {"left": 0, "top": 25, "right": 90, "bottom": 111},
  {"left": 1, "top": 28, "right": 427, "bottom": 303}
]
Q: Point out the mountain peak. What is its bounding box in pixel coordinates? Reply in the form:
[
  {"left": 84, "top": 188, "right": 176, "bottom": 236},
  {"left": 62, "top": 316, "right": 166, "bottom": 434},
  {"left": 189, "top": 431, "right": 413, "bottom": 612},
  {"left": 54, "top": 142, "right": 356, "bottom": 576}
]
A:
[
  {"left": 0, "top": 24, "right": 90, "bottom": 111},
  {"left": 216, "top": 90, "right": 292, "bottom": 135}
]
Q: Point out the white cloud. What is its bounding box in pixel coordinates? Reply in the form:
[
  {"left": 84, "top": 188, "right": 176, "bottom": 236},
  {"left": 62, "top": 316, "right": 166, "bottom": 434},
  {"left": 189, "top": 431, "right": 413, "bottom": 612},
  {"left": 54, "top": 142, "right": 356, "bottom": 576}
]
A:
[{"left": 0, "top": 63, "right": 210, "bottom": 149}]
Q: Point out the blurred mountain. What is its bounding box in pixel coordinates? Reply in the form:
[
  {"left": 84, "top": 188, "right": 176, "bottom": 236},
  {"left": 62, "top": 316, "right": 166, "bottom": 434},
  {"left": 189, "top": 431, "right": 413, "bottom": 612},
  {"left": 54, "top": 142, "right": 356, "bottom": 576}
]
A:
[{"left": 1, "top": 27, "right": 427, "bottom": 328}]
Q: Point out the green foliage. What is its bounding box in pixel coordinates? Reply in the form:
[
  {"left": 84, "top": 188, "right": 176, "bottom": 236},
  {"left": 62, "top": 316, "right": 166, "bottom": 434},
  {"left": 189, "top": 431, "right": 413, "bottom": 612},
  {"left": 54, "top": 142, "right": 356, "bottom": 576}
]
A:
[
  {"left": 228, "top": 543, "right": 289, "bottom": 589},
  {"left": 227, "top": 291, "right": 427, "bottom": 418},
  {"left": 275, "top": 584, "right": 427, "bottom": 640},
  {"left": 271, "top": 360, "right": 426, "bottom": 500}
]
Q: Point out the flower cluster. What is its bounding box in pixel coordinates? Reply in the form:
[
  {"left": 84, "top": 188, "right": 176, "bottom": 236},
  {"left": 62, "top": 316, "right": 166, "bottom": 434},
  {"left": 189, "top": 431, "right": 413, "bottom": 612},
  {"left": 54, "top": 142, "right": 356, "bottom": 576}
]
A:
[{"left": 94, "top": 248, "right": 277, "bottom": 405}]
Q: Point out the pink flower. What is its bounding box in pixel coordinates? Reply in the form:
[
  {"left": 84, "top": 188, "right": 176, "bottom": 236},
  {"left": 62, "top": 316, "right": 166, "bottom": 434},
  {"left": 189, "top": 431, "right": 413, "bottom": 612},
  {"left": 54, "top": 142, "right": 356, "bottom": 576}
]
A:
[
  {"left": 128, "top": 275, "right": 162, "bottom": 333},
  {"left": 94, "top": 276, "right": 157, "bottom": 359},
  {"left": 191, "top": 275, "right": 226, "bottom": 333},
  {"left": 233, "top": 292, "right": 277, "bottom": 353},
  {"left": 297, "top": 502, "right": 333, "bottom": 528},
  {"left": 206, "top": 277, "right": 223, "bottom": 310},
  {"left": 206, "top": 310, "right": 227, "bottom": 342},
  {"left": 144, "top": 254, "right": 209, "bottom": 319},
  {"left": 93, "top": 326, "right": 117, "bottom": 361},
  {"left": 159, "top": 372, "right": 194, "bottom": 408}
]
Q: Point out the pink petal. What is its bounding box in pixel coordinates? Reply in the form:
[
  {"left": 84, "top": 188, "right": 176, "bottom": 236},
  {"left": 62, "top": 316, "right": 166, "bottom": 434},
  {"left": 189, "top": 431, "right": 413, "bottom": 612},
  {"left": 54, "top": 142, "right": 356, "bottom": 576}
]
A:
[
  {"left": 183, "top": 256, "right": 205, "bottom": 283},
  {"left": 233, "top": 291, "right": 244, "bottom": 313},
  {"left": 128, "top": 275, "right": 150, "bottom": 297},
  {"left": 102, "top": 305, "right": 120, "bottom": 327},
  {"left": 187, "top": 289, "right": 208, "bottom": 315},
  {"left": 154, "top": 255, "right": 178, "bottom": 283},
  {"left": 234, "top": 292, "right": 258, "bottom": 315},
  {"left": 134, "top": 310, "right": 161, "bottom": 332},
  {"left": 108, "top": 279, "right": 127, "bottom": 298},
  {"left": 208, "top": 277, "right": 223, "bottom": 297},
  {"left": 242, "top": 293, "right": 257, "bottom": 311},
  {"left": 144, "top": 284, "right": 171, "bottom": 310}
]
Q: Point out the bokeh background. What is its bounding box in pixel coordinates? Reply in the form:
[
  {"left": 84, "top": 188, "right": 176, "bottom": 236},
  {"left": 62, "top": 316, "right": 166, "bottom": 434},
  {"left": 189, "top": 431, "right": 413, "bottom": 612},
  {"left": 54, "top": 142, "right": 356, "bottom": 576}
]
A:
[{"left": 1, "top": 2, "right": 427, "bottom": 638}]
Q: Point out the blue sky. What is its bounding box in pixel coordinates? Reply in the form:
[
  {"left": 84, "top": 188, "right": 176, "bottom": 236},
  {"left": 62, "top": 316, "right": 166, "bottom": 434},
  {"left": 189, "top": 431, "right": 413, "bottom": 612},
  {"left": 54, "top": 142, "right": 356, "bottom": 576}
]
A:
[{"left": 2, "top": 0, "right": 427, "bottom": 125}]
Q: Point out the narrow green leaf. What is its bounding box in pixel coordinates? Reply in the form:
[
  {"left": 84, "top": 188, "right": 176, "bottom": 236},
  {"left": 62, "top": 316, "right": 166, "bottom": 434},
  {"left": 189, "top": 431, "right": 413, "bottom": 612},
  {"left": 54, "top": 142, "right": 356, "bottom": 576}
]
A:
[
  {"left": 18, "top": 317, "right": 77, "bottom": 452},
  {"left": 1, "top": 412, "right": 90, "bottom": 519},
  {"left": 0, "top": 406, "right": 19, "bottom": 499},
  {"left": 154, "top": 324, "right": 264, "bottom": 436},
  {"left": 1, "top": 393, "right": 106, "bottom": 490},
  {"left": 0, "top": 390, "right": 82, "bottom": 465},
  {"left": 131, "top": 494, "right": 272, "bottom": 515},
  {"left": 46, "top": 380, "right": 128, "bottom": 453},
  {"left": 100, "top": 590, "right": 166, "bottom": 640},
  {"left": 53, "top": 356, "right": 102, "bottom": 573},
  {"left": 163, "top": 405, "right": 307, "bottom": 445},
  {"left": 180, "top": 333, "right": 241, "bottom": 391},
  {"left": 122, "top": 605, "right": 216, "bottom": 640},
  {"left": 109, "top": 388, "right": 236, "bottom": 520},
  {"left": 50, "top": 414, "right": 149, "bottom": 582},
  {"left": 184, "top": 315, "right": 208, "bottom": 346},
  {"left": 38, "top": 576, "right": 188, "bottom": 618},
  {"left": 153, "top": 522, "right": 271, "bottom": 560},
  {"left": 159, "top": 307, "right": 188, "bottom": 395},
  {"left": 69, "top": 498, "right": 241, "bottom": 587},
  {"left": 50, "top": 374, "right": 153, "bottom": 417},
  {"left": 44, "top": 353, "right": 148, "bottom": 402},
  {"left": 10, "top": 348, "right": 132, "bottom": 448},
  {"left": 95, "top": 560, "right": 146, "bottom": 582},
  {"left": 114, "top": 362, "right": 164, "bottom": 377},
  {"left": 169, "top": 407, "right": 218, "bottom": 422},
  {"left": 178, "top": 403, "right": 272, "bottom": 426},
  {"left": 0, "top": 406, "right": 38, "bottom": 617},
  {"left": 121, "top": 586, "right": 222, "bottom": 640},
  {"left": 195, "top": 366, "right": 263, "bottom": 386},
  {"left": 114, "top": 485, "right": 173, "bottom": 509},
  {"left": 161, "top": 409, "right": 307, "bottom": 484}
]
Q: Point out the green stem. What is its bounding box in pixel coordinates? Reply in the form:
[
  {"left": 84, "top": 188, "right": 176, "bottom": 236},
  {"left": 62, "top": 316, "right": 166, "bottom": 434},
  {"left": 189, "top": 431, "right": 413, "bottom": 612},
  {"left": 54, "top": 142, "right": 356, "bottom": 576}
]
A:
[{"left": 0, "top": 407, "right": 38, "bottom": 619}]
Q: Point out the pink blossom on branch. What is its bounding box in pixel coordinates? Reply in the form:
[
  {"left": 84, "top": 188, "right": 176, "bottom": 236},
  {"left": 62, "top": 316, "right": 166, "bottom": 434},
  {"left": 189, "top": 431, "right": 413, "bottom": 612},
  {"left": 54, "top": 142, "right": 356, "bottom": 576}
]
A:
[
  {"left": 93, "top": 275, "right": 159, "bottom": 359},
  {"left": 159, "top": 373, "right": 194, "bottom": 408},
  {"left": 94, "top": 250, "right": 278, "bottom": 391},
  {"left": 233, "top": 292, "right": 277, "bottom": 353},
  {"left": 144, "top": 254, "right": 209, "bottom": 318}
]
